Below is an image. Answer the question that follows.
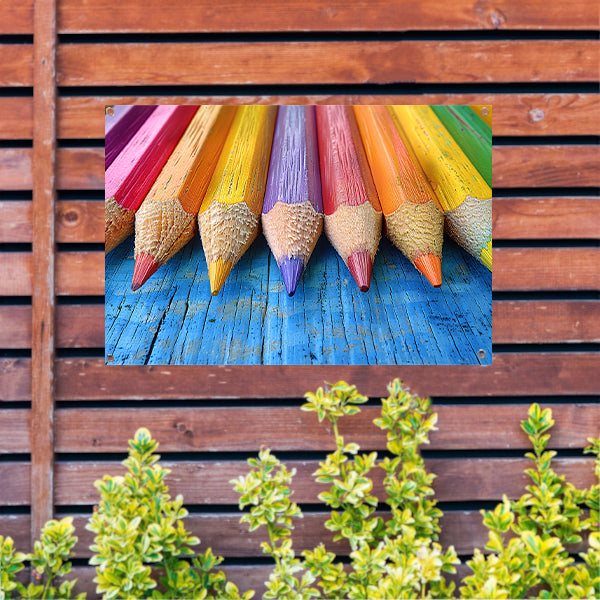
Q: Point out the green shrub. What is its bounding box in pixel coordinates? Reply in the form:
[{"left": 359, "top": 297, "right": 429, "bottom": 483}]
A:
[
  {"left": 233, "top": 380, "right": 599, "bottom": 599},
  {"left": 1, "top": 381, "right": 598, "bottom": 600}
]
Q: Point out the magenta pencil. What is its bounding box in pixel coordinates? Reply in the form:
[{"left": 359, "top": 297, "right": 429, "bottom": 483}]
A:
[
  {"left": 104, "top": 105, "right": 198, "bottom": 253},
  {"left": 105, "top": 105, "right": 157, "bottom": 169},
  {"left": 262, "top": 106, "right": 323, "bottom": 296},
  {"left": 316, "top": 105, "right": 382, "bottom": 292}
]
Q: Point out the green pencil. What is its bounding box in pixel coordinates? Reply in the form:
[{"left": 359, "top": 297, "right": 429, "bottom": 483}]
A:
[{"left": 430, "top": 105, "right": 492, "bottom": 187}]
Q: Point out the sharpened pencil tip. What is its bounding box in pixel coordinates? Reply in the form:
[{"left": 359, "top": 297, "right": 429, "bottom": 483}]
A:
[
  {"left": 279, "top": 256, "right": 305, "bottom": 296},
  {"left": 347, "top": 250, "right": 373, "bottom": 292},
  {"left": 480, "top": 239, "right": 492, "bottom": 271},
  {"left": 414, "top": 253, "right": 442, "bottom": 288},
  {"left": 208, "top": 258, "right": 233, "bottom": 296},
  {"left": 131, "top": 252, "right": 160, "bottom": 291}
]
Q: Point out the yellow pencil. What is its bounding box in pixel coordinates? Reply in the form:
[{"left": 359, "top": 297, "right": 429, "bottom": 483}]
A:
[
  {"left": 471, "top": 104, "right": 492, "bottom": 128},
  {"left": 198, "top": 105, "right": 278, "bottom": 295},
  {"left": 389, "top": 105, "right": 492, "bottom": 270}
]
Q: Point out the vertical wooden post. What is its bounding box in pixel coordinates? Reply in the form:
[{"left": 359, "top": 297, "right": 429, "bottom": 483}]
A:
[{"left": 31, "top": 0, "right": 57, "bottom": 546}]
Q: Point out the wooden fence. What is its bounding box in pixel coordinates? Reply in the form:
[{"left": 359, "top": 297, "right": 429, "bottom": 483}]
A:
[{"left": 0, "top": 0, "right": 598, "bottom": 596}]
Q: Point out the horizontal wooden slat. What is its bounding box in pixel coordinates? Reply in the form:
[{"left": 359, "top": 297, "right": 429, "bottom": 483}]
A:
[
  {"left": 0, "top": 305, "right": 104, "bottom": 349},
  {"left": 0, "top": 410, "right": 30, "bottom": 453},
  {"left": 0, "top": 98, "right": 33, "bottom": 139},
  {"left": 2, "top": 354, "right": 599, "bottom": 402},
  {"left": 0, "top": 200, "right": 104, "bottom": 243},
  {"left": 0, "top": 45, "right": 33, "bottom": 86},
  {"left": 493, "top": 197, "right": 600, "bottom": 239},
  {"left": 494, "top": 300, "right": 600, "bottom": 343},
  {"left": 493, "top": 247, "right": 600, "bottom": 291},
  {"left": 56, "top": 148, "right": 104, "bottom": 190},
  {"left": 0, "top": 508, "right": 588, "bottom": 559},
  {"left": 56, "top": 41, "right": 598, "bottom": 86},
  {"left": 5, "top": 300, "right": 598, "bottom": 350},
  {"left": 493, "top": 145, "right": 600, "bottom": 188},
  {"left": 51, "top": 93, "right": 600, "bottom": 139},
  {"left": 0, "top": 149, "right": 32, "bottom": 190},
  {"left": 3, "top": 0, "right": 597, "bottom": 34},
  {"left": 53, "top": 404, "right": 600, "bottom": 453},
  {"left": 0, "top": 252, "right": 103, "bottom": 296},
  {"left": 3, "top": 456, "right": 593, "bottom": 506}
]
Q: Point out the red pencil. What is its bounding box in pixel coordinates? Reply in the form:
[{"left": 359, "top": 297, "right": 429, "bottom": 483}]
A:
[
  {"left": 315, "top": 105, "right": 382, "bottom": 292},
  {"left": 105, "top": 105, "right": 198, "bottom": 253}
]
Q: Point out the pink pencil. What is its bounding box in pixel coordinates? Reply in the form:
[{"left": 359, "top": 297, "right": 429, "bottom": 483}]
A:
[{"left": 104, "top": 105, "right": 198, "bottom": 253}]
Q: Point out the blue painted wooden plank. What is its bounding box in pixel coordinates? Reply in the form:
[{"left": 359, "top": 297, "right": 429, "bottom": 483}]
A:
[{"left": 105, "top": 230, "right": 492, "bottom": 366}]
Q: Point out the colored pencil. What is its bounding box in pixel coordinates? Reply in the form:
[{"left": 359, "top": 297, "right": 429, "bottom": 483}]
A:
[
  {"left": 471, "top": 104, "right": 493, "bottom": 128},
  {"left": 131, "top": 106, "right": 237, "bottom": 291},
  {"left": 104, "top": 105, "right": 156, "bottom": 169},
  {"left": 105, "top": 105, "right": 198, "bottom": 254},
  {"left": 262, "top": 106, "right": 323, "bottom": 296},
  {"left": 353, "top": 105, "right": 444, "bottom": 287},
  {"left": 430, "top": 105, "right": 492, "bottom": 187},
  {"left": 389, "top": 105, "right": 492, "bottom": 271},
  {"left": 316, "top": 105, "right": 382, "bottom": 291},
  {"left": 198, "top": 105, "right": 278, "bottom": 296}
]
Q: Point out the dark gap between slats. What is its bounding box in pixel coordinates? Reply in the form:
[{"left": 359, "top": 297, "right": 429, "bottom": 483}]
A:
[
  {"left": 492, "top": 291, "right": 600, "bottom": 301},
  {"left": 0, "top": 296, "right": 32, "bottom": 305},
  {"left": 0, "top": 506, "right": 30, "bottom": 515},
  {"left": 493, "top": 343, "right": 600, "bottom": 353},
  {"left": 57, "top": 242, "right": 105, "bottom": 252},
  {"left": 0, "top": 192, "right": 33, "bottom": 201},
  {"left": 0, "top": 35, "right": 33, "bottom": 44},
  {"left": 494, "top": 135, "right": 600, "bottom": 146},
  {"left": 0, "top": 140, "right": 33, "bottom": 148},
  {"left": 0, "top": 401, "right": 30, "bottom": 409},
  {"left": 493, "top": 239, "right": 600, "bottom": 248},
  {"left": 494, "top": 188, "right": 600, "bottom": 198},
  {"left": 58, "top": 82, "right": 600, "bottom": 96},
  {"left": 0, "top": 88, "right": 33, "bottom": 97},
  {"left": 54, "top": 396, "right": 600, "bottom": 410},
  {"left": 0, "top": 454, "right": 30, "bottom": 462},
  {"left": 0, "top": 243, "right": 32, "bottom": 252},
  {"left": 56, "top": 30, "right": 600, "bottom": 43},
  {"left": 0, "top": 349, "right": 32, "bottom": 358}
]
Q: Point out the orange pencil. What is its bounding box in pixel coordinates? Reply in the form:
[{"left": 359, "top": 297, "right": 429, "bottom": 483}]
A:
[
  {"left": 353, "top": 105, "right": 444, "bottom": 287},
  {"left": 131, "top": 106, "right": 236, "bottom": 291},
  {"left": 198, "top": 106, "right": 277, "bottom": 296},
  {"left": 315, "top": 105, "right": 382, "bottom": 291}
]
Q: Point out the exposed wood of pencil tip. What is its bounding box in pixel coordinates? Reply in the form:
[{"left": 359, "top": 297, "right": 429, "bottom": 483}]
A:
[
  {"left": 199, "top": 106, "right": 277, "bottom": 295},
  {"left": 131, "top": 106, "right": 237, "bottom": 290}
]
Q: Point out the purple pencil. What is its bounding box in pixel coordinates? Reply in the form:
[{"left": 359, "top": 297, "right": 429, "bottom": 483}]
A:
[
  {"left": 105, "top": 105, "right": 157, "bottom": 169},
  {"left": 262, "top": 106, "right": 323, "bottom": 296}
]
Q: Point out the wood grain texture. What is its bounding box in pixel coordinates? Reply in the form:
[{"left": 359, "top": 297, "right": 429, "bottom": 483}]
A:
[
  {"left": 0, "top": 305, "right": 104, "bottom": 349},
  {"left": 56, "top": 41, "right": 598, "bottom": 86},
  {"left": 0, "top": 45, "right": 33, "bottom": 86},
  {"left": 493, "top": 145, "right": 600, "bottom": 188},
  {"left": 1, "top": 353, "right": 599, "bottom": 402},
  {"left": 52, "top": 404, "right": 600, "bottom": 453},
  {"left": 31, "top": 0, "right": 58, "bottom": 543},
  {"left": 6, "top": 146, "right": 594, "bottom": 192},
  {"left": 0, "top": 253, "right": 103, "bottom": 296},
  {"left": 3, "top": 0, "right": 597, "bottom": 33},
  {"left": 106, "top": 235, "right": 491, "bottom": 365},
  {"left": 493, "top": 197, "right": 600, "bottom": 239},
  {"left": 0, "top": 410, "right": 30, "bottom": 453},
  {"left": 493, "top": 248, "right": 600, "bottom": 291},
  {"left": 52, "top": 94, "right": 600, "bottom": 139},
  {"left": 0, "top": 201, "right": 33, "bottom": 243},
  {"left": 0, "top": 98, "right": 33, "bottom": 139},
  {"left": 494, "top": 301, "right": 600, "bottom": 343}
]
